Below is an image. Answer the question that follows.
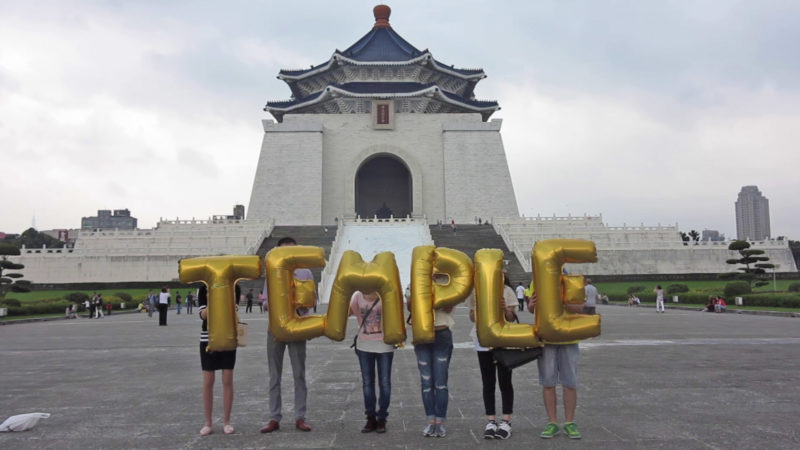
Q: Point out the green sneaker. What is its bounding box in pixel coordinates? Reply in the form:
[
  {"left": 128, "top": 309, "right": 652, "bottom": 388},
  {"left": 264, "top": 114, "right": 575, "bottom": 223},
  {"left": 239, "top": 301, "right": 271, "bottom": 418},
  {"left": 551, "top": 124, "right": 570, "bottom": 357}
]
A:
[
  {"left": 540, "top": 422, "right": 560, "bottom": 439},
  {"left": 563, "top": 422, "right": 582, "bottom": 439}
]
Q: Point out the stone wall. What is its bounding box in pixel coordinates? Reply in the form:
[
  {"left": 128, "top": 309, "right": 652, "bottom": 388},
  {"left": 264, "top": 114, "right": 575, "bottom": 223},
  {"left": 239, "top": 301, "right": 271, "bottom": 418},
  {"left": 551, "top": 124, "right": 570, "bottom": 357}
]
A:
[
  {"left": 9, "top": 219, "right": 272, "bottom": 283},
  {"left": 247, "top": 113, "right": 519, "bottom": 225},
  {"left": 493, "top": 216, "right": 799, "bottom": 275}
]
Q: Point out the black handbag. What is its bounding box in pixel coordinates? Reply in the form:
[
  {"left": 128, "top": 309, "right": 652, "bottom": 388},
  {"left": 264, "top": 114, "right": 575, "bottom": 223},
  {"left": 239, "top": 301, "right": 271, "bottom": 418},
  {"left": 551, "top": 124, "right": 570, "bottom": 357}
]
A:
[
  {"left": 492, "top": 346, "right": 542, "bottom": 369},
  {"left": 491, "top": 310, "right": 542, "bottom": 369}
]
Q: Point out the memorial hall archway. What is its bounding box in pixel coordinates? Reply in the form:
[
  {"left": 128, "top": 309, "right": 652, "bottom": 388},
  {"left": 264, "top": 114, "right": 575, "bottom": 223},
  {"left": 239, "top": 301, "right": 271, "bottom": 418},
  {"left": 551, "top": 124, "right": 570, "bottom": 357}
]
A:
[{"left": 355, "top": 154, "right": 412, "bottom": 218}]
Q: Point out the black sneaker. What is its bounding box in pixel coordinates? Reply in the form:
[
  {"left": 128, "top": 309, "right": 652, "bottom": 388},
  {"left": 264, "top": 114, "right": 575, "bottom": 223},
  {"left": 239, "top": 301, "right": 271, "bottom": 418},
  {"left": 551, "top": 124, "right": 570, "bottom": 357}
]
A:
[
  {"left": 483, "top": 420, "right": 497, "bottom": 439},
  {"left": 495, "top": 420, "right": 512, "bottom": 439},
  {"left": 376, "top": 418, "right": 386, "bottom": 434}
]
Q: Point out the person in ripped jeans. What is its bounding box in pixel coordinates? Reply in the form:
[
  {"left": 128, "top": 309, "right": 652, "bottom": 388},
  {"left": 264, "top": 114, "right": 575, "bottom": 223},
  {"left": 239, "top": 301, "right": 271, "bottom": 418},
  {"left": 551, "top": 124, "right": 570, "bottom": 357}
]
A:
[{"left": 412, "top": 275, "right": 455, "bottom": 438}]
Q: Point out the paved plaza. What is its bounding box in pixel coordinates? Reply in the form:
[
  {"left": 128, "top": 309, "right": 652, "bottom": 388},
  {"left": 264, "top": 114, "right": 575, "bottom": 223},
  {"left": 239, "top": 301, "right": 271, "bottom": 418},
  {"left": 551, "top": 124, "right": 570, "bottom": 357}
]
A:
[{"left": 1, "top": 304, "right": 799, "bottom": 449}]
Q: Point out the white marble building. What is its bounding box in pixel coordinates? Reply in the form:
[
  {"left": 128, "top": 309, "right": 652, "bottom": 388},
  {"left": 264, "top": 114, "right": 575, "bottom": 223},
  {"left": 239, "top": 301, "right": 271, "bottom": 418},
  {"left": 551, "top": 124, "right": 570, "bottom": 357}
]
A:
[{"left": 247, "top": 5, "right": 517, "bottom": 225}]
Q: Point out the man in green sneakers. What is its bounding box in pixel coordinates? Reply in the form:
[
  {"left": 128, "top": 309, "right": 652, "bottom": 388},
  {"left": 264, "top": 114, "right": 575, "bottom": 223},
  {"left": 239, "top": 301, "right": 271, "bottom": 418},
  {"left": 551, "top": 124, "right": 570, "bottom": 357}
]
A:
[{"left": 529, "top": 294, "right": 583, "bottom": 439}]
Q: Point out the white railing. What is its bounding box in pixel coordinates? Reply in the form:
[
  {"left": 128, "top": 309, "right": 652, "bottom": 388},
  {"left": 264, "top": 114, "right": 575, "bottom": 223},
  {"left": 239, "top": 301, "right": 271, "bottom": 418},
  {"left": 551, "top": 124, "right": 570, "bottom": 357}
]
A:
[
  {"left": 341, "top": 214, "right": 428, "bottom": 225},
  {"left": 318, "top": 225, "right": 346, "bottom": 301},
  {"left": 493, "top": 223, "right": 533, "bottom": 272},
  {"left": 245, "top": 219, "right": 275, "bottom": 255}
]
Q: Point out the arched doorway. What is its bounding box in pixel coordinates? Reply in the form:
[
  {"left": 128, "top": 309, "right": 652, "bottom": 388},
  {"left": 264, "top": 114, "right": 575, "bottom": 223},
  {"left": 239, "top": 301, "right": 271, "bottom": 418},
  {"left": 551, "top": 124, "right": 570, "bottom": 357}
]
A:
[{"left": 355, "top": 155, "right": 412, "bottom": 218}]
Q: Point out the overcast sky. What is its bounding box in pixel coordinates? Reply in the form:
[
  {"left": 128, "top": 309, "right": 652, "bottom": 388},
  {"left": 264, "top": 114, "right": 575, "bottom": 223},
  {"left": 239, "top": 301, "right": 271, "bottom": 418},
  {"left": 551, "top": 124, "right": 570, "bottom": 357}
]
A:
[{"left": 2, "top": 1, "right": 799, "bottom": 239}]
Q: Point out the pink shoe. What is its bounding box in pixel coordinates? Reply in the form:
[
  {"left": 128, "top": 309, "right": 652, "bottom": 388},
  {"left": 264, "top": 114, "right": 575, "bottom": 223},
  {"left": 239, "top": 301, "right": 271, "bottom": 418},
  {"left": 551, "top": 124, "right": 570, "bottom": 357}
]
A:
[
  {"left": 223, "top": 424, "right": 235, "bottom": 435},
  {"left": 200, "top": 426, "right": 213, "bottom": 436}
]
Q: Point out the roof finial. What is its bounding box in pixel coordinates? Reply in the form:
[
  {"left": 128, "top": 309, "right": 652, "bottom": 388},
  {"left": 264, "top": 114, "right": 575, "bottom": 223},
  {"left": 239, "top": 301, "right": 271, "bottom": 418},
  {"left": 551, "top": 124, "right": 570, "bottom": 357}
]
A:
[{"left": 373, "top": 4, "right": 391, "bottom": 29}]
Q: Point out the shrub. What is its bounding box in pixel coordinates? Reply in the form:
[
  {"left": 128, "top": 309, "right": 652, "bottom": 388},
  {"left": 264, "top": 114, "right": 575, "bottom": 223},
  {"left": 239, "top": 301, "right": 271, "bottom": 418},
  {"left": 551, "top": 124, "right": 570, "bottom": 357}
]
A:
[
  {"left": 724, "top": 281, "right": 752, "bottom": 298},
  {"left": 740, "top": 293, "right": 800, "bottom": 308},
  {"left": 788, "top": 283, "right": 800, "bottom": 293},
  {"left": 627, "top": 285, "right": 646, "bottom": 295},
  {"left": 1, "top": 298, "right": 21, "bottom": 307},
  {"left": 666, "top": 284, "right": 689, "bottom": 295},
  {"left": 65, "top": 292, "right": 89, "bottom": 303},
  {"left": 114, "top": 292, "right": 133, "bottom": 303}
]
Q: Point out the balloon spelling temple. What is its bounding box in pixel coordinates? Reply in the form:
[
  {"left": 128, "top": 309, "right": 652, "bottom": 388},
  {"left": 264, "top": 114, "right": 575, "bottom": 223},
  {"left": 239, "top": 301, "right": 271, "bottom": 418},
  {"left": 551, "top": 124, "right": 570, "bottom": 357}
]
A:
[{"left": 11, "top": 5, "right": 797, "bottom": 290}]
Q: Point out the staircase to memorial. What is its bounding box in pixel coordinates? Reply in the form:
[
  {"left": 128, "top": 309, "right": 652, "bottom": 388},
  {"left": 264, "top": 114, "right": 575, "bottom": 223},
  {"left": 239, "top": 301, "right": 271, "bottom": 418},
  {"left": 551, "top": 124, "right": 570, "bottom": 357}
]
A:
[{"left": 429, "top": 224, "right": 531, "bottom": 285}]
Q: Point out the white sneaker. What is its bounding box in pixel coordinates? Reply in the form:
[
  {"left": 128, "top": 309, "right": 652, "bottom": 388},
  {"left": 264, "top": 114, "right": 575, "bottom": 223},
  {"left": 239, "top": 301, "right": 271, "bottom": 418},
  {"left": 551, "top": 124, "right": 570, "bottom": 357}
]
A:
[
  {"left": 495, "top": 421, "right": 512, "bottom": 439},
  {"left": 483, "top": 421, "right": 497, "bottom": 439},
  {"left": 422, "top": 423, "right": 436, "bottom": 437}
]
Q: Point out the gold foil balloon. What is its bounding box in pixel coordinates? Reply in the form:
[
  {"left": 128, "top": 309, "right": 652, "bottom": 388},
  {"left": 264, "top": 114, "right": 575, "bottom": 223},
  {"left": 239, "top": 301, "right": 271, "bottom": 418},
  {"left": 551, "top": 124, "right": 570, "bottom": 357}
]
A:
[
  {"left": 409, "top": 246, "right": 473, "bottom": 344},
  {"left": 325, "top": 251, "right": 406, "bottom": 344},
  {"left": 562, "top": 275, "right": 586, "bottom": 304},
  {"left": 474, "top": 249, "right": 540, "bottom": 348},
  {"left": 265, "top": 246, "right": 326, "bottom": 342},
  {"left": 179, "top": 255, "right": 262, "bottom": 351},
  {"left": 532, "top": 239, "right": 601, "bottom": 343}
]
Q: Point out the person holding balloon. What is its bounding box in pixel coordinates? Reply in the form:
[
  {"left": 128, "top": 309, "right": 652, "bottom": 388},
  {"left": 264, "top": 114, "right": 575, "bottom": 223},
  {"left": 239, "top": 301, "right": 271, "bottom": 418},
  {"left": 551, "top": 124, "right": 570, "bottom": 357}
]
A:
[
  {"left": 349, "top": 290, "right": 395, "bottom": 433},
  {"left": 197, "top": 284, "right": 237, "bottom": 436},
  {"left": 413, "top": 274, "right": 455, "bottom": 438},
  {"left": 469, "top": 274, "right": 519, "bottom": 439}
]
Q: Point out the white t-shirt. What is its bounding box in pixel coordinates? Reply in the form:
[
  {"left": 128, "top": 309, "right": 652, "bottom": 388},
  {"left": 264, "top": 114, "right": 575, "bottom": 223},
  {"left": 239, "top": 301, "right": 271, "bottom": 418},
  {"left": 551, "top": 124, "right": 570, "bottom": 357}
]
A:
[
  {"left": 158, "top": 292, "right": 170, "bottom": 305},
  {"left": 584, "top": 284, "right": 598, "bottom": 307},
  {"left": 515, "top": 285, "right": 525, "bottom": 299}
]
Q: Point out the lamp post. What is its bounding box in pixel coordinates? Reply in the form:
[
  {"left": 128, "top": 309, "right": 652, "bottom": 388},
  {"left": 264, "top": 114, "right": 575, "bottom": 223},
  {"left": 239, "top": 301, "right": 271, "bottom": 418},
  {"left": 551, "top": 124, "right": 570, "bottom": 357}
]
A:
[{"left": 773, "top": 264, "right": 780, "bottom": 292}]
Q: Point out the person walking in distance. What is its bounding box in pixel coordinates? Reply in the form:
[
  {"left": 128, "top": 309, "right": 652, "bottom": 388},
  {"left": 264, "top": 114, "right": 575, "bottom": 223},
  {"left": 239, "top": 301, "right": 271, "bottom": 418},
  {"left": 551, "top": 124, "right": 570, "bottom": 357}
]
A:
[{"left": 655, "top": 285, "right": 666, "bottom": 313}]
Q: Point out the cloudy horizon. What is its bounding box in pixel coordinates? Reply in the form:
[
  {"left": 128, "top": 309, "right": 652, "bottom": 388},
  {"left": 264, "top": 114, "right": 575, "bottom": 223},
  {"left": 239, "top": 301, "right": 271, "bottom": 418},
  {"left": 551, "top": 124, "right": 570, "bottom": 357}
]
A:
[{"left": 2, "top": 1, "right": 799, "bottom": 239}]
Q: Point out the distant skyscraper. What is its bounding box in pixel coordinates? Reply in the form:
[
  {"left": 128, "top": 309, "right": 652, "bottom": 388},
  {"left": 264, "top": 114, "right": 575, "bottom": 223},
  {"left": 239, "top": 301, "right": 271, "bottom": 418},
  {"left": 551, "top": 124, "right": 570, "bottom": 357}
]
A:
[{"left": 735, "top": 186, "right": 770, "bottom": 240}]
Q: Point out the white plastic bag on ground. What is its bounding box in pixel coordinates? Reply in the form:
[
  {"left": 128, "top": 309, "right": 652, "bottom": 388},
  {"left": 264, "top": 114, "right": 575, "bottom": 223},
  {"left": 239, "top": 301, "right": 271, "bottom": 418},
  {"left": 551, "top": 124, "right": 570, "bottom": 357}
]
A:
[{"left": 0, "top": 413, "right": 50, "bottom": 432}]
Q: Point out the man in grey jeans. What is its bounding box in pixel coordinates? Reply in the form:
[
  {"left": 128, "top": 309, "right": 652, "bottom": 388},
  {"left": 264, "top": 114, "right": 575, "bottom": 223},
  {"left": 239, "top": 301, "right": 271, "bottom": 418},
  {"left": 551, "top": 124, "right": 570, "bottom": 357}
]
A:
[{"left": 260, "top": 237, "right": 315, "bottom": 433}]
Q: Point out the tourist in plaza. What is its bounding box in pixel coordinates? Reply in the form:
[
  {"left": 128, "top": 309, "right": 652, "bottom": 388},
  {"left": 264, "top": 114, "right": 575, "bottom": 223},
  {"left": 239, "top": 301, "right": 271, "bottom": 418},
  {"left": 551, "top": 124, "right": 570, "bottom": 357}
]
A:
[
  {"left": 158, "top": 287, "right": 170, "bottom": 326},
  {"left": 260, "top": 237, "right": 315, "bottom": 434},
  {"left": 84, "top": 298, "right": 92, "bottom": 318},
  {"left": 628, "top": 295, "right": 641, "bottom": 306},
  {"left": 413, "top": 274, "right": 455, "bottom": 438},
  {"left": 175, "top": 291, "right": 182, "bottom": 314},
  {"left": 469, "top": 275, "right": 518, "bottom": 439},
  {"left": 515, "top": 282, "right": 526, "bottom": 312},
  {"left": 186, "top": 290, "right": 194, "bottom": 315},
  {"left": 197, "top": 284, "right": 237, "bottom": 436},
  {"left": 147, "top": 290, "right": 156, "bottom": 318},
  {"left": 654, "top": 285, "right": 665, "bottom": 313},
  {"left": 245, "top": 289, "right": 254, "bottom": 313},
  {"left": 529, "top": 292, "right": 584, "bottom": 439},
  {"left": 349, "top": 290, "right": 395, "bottom": 433},
  {"left": 715, "top": 296, "right": 727, "bottom": 313},
  {"left": 94, "top": 294, "right": 104, "bottom": 319},
  {"left": 583, "top": 279, "right": 598, "bottom": 315}
]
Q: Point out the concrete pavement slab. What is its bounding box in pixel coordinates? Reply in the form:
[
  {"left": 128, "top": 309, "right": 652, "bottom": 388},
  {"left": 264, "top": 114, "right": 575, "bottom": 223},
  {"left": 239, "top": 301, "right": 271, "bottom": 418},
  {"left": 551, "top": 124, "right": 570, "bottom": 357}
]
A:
[{"left": 0, "top": 305, "right": 798, "bottom": 448}]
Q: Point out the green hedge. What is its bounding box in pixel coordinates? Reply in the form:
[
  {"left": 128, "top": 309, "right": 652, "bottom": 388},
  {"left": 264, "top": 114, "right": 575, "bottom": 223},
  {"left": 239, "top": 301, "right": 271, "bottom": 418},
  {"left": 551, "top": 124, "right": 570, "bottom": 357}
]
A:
[
  {"left": 666, "top": 284, "right": 689, "bottom": 295},
  {"left": 739, "top": 293, "right": 800, "bottom": 308},
  {"left": 3, "top": 295, "right": 142, "bottom": 316},
  {"left": 1, "top": 298, "right": 22, "bottom": 307},
  {"left": 788, "top": 283, "right": 800, "bottom": 293},
  {"left": 627, "top": 285, "right": 647, "bottom": 295},
  {"left": 5, "top": 299, "right": 72, "bottom": 316},
  {"left": 724, "top": 281, "right": 752, "bottom": 297}
]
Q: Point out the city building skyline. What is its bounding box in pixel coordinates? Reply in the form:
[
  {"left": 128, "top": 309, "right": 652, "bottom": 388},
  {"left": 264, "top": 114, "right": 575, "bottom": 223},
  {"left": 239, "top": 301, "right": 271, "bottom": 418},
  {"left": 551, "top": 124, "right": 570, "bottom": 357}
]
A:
[{"left": 735, "top": 186, "right": 771, "bottom": 241}]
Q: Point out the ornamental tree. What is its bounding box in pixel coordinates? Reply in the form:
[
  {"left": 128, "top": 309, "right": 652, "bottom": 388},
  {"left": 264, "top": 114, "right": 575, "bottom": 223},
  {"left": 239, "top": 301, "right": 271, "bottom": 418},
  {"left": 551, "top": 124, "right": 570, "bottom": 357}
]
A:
[
  {"left": 0, "top": 245, "right": 30, "bottom": 300},
  {"left": 719, "top": 240, "right": 773, "bottom": 289}
]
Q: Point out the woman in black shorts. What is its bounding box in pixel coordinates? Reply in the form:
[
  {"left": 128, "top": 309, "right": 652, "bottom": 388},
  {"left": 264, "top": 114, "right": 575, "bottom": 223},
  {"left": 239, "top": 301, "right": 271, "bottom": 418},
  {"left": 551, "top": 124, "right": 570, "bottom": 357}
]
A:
[{"left": 198, "top": 284, "right": 237, "bottom": 436}]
